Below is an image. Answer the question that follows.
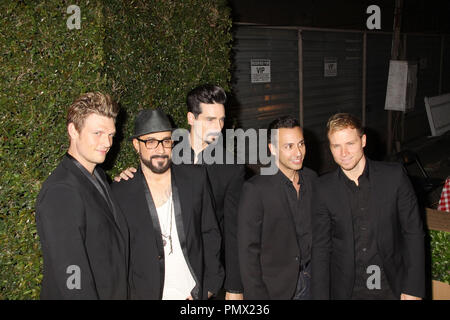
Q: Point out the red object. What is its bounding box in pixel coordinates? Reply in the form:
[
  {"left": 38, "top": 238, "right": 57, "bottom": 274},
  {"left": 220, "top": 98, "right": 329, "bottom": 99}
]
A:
[{"left": 437, "top": 177, "right": 450, "bottom": 212}]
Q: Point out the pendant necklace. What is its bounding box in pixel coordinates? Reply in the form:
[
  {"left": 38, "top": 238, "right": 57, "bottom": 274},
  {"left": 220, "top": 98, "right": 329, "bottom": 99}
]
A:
[{"left": 161, "top": 198, "right": 173, "bottom": 255}]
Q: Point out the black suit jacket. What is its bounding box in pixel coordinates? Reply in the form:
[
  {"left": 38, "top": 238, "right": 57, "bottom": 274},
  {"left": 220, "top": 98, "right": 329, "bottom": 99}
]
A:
[
  {"left": 35, "top": 155, "right": 129, "bottom": 299},
  {"left": 183, "top": 140, "right": 245, "bottom": 293},
  {"left": 311, "top": 159, "right": 425, "bottom": 299},
  {"left": 200, "top": 153, "right": 245, "bottom": 292},
  {"left": 111, "top": 164, "right": 224, "bottom": 300},
  {"left": 238, "top": 167, "right": 317, "bottom": 299}
]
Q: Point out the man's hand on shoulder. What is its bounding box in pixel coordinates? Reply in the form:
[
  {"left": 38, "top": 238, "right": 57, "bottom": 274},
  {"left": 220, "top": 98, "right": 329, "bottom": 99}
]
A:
[{"left": 113, "top": 167, "right": 137, "bottom": 182}]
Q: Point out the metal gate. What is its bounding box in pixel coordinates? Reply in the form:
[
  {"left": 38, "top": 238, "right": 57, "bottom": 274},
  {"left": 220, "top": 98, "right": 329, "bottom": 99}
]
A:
[
  {"left": 230, "top": 25, "right": 449, "bottom": 172},
  {"left": 230, "top": 27, "right": 299, "bottom": 130},
  {"left": 301, "top": 30, "right": 363, "bottom": 141}
]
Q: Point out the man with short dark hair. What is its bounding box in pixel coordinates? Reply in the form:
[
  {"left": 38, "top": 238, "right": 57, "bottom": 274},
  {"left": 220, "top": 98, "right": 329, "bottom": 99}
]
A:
[
  {"left": 186, "top": 84, "right": 228, "bottom": 153},
  {"left": 185, "top": 85, "right": 245, "bottom": 300},
  {"left": 238, "top": 116, "right": 317, "bottom": 300},
  {"left": 117, "top": 85, "right": 245, "bottom": 299},
  {"left": 311, "top": 113, "right": 425, "bottom": 300},
  {"left": 35, "top": 92, "right": 129, "bottom": 299}
]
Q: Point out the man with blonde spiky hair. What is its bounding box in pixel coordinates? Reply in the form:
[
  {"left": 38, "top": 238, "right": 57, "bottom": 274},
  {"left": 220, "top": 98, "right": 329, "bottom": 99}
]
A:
[
  {"left": 36, "top": 92, "right": 129, "bottom": 300},
  {"left": 312, "top": 113, "right": 425, "bottom": 300}
]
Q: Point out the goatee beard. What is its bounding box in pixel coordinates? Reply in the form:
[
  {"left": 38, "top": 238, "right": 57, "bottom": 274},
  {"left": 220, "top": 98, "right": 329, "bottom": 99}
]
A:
[
  {"left": 205, "top": 132, "right": 221, "bottom": 145},
  {"left": 142, "top": 155, "right": 171, "bottom": 174}
]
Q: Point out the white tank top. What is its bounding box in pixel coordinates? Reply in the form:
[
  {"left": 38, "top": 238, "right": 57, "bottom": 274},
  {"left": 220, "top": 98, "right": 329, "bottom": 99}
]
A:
[{"left": 157, "top": 196, "right": 196, "bottom": 300}]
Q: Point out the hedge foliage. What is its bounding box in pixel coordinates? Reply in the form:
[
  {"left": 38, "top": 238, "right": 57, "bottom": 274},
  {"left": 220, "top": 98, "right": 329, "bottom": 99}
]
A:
[
  {"left": 0, "top": 0, "right": 107, "bottom": 299},
  {"left": 430, "top": 230, "right": 450, "bottom": 284},
  {"left": 0, "top": 0, "right": 232, "bottom": 299},
  {"left": 103, "top": 0, "right": 232, "bottom": 173}
]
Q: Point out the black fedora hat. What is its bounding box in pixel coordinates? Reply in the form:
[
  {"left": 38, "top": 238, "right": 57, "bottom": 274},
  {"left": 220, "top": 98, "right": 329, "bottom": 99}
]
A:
[{"left": 129, "top": 109, "right": 174, "bottom": 141}]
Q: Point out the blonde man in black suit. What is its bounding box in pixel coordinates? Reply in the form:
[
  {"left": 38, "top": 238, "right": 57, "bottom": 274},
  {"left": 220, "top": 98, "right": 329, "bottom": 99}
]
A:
[
  {"left": 312, "top": 113, "right": 425, "bottom": 300},
  {"left": 36, "top": 92, "right": 129, "bottom": 299}
]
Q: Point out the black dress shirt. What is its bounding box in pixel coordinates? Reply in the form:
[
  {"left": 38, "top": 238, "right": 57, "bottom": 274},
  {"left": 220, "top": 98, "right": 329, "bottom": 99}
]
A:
[
  {"left": 339, "top": 161, "right": 396, "bottom": 300},
  {"left": 278, "top": 170, "right": 311, "bottom": 266}
]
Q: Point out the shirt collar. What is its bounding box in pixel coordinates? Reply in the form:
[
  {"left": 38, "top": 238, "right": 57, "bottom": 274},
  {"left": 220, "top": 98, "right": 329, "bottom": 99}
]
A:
[
  {"left": 338, "top": 158, "right": 370, "bottom": 185},
  {"left": 188, "top": 135, "right": 221, "bottom": 163},
  {"left": 66, "top": 152, "right": 97, "bottom": 177},
  {"left": 276, "top": 167, "right": 304, "bottom": 188}
]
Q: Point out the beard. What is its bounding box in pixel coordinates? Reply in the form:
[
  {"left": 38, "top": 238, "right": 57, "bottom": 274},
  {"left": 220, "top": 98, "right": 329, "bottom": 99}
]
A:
[
  {"left": 141, "top": 154, "right": 171, "bottom": 174},
  {"left": 204, "top": 132, "right": 221, "bottom": 145}
]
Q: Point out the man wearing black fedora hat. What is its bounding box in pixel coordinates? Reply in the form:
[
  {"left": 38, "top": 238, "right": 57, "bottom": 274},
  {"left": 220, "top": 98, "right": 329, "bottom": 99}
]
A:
[
  {"left": 117, "top": 85, "right": 245, "bottom": 300},
  {"left": 111, "top": 109, "right": 224, "bottom": 300}
]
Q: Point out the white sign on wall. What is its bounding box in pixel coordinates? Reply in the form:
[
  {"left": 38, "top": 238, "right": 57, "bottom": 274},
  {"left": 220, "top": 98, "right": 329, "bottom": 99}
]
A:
[
  {"left": 324, "top": 57, "right": 338, "bottom": 77},
  {"left": 251, "top": 59, "right": 271, "bottom": 83},
  {"left": 384, "top": 60, "right": 417, "bottom": 112}
]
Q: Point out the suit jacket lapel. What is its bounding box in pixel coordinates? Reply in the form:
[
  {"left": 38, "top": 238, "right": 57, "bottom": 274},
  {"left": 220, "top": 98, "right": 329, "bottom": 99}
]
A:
[
  {"left": 171, "top": 173, "right": 187, "bottom": 241},
  {"left": 139, "top": 168, "right": 166, "bottom": 298},
  {"left": 139, "top": 169, "right": 165, "bottom": 256},
  {"left": 367, "top": 159, "right": 381, "bottom": 247},
  {"left": 170, "top": 166, "right": 201, "bottom": 299},
  {"left": 63, "top": 156, "right": 121, "bottom": 232},
  {"left": 95, "top": 170, "right": 128, "bottom": 244},
  {"left": 171, "top": 166, "right": 192, "bottom": 237},
  {"left": 94, "top": 170, "right": 118, "bottom": 221}
]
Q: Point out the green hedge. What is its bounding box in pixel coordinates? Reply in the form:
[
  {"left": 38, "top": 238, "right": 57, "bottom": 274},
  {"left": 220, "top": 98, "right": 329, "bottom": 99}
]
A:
[
  {"left": 0, "top": 0, "right": 232, "bottom": 299},
  {"left": 103, "top": 0, "right": 232, "bottom": 173},
  {"left": 430, "top": 230, "right": 450, "bottom": 284},
  {"left": 0, "top": 0, "right": 107, "bottom": 299}
]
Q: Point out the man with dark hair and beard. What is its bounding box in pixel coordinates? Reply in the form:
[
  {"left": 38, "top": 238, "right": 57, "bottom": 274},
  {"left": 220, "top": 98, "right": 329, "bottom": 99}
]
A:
[{"left": 111, "top": 109, "right": 224, "bottom": 300}]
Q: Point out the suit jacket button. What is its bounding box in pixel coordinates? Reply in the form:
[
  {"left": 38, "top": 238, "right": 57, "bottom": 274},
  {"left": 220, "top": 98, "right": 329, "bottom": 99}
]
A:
[
  {"left": 158, "top": 255, "right": 163, "bottom": 260},
  {"left": 295, "top": 256, "right": 299, "bottom": 261}
]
